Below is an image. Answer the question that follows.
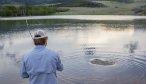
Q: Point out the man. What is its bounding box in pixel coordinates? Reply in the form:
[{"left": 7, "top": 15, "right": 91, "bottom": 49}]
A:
[{"left": 21, "top": 30, "right": 63, "bottom": 84}]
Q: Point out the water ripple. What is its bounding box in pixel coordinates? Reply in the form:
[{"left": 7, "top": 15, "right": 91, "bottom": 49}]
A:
[{"left": 60, "top": 48, "right": 146, "bottom": 84}]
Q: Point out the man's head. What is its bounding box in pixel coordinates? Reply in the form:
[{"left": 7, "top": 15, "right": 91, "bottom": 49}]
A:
[{"left": 33, "top": 30, "right": 48, "bottom": 46}]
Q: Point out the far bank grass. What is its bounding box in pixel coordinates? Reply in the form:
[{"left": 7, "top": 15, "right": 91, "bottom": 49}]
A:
[
  {"left": 0, "top": 1, "right": 146, "bottom": 16},
  {"left": 55, "top": 7, "right": 133, "bottom": 15},
  {"left": 56, "top": 1, "right": 146, "bottom": 15}
]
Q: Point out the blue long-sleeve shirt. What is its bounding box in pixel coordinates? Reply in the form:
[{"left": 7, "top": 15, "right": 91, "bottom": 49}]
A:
[{"left": 21, "top": 45, "right": 63, "bottom": 84}]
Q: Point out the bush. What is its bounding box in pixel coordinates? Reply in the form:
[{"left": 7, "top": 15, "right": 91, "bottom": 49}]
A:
[{"left": 0, "top": 6, "right": 68, "bottom": 17}]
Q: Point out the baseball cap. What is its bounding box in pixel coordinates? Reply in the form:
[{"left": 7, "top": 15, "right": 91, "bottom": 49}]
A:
[{"left": 33, "top": 30, "right": 48, "bottom": 39}]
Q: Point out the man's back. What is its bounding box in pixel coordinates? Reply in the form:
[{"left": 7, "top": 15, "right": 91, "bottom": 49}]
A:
[{"left": 21, "top": 45, "right": 63, "bottom": 84}]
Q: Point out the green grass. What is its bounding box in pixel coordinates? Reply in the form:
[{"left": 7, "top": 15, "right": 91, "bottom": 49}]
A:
[
  {"left": 55, "top": 7, "right": 133, "bottom": 15},
  {"left": 96, "top": 1, "right": 146, "bottom": 8},
  {"left": 1, "top": 1, "right": 146, "bottom": 16},
  {"left": 55, "top": 1, "right": 146, "bottom": 15}
]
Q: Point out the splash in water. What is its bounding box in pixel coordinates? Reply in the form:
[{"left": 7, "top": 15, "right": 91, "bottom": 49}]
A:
[
  {"left": 0, "top": 42, "right": 4, "bottom": 50},
  {"left": 125, "top": 41, "right": 138, "bottom": 53}
]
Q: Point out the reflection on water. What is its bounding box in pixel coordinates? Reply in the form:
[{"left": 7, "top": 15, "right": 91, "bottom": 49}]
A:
[
  {"left": 0, "top": 21, "right": 146, "bottom": 84},
  {"left": 104, "top": 23, "right": 130, "bottom": 29}
]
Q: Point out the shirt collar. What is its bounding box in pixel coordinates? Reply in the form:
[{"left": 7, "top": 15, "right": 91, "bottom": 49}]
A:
[{"left": 34, "top": 45, "right": 46, "bottom": 49}]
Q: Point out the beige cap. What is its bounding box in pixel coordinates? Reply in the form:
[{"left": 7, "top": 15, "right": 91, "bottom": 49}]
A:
[{"left": 33, "top": 30, "right": 47, "bottom": 39}]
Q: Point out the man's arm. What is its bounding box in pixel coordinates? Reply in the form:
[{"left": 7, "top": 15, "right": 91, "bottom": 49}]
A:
[
  {"left": 56, "top": 54, "right": 63, "bottom": 71},
  {"left": 20, "top": 57, "right": 29, "bottom": 78}
]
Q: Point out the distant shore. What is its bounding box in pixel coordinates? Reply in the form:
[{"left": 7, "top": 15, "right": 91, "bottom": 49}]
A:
[{"left": 0, "top": 1, "right": 146, "bottom": 17}]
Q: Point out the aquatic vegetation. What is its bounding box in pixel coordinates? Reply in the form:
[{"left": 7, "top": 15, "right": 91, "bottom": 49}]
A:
[{"left": 90, "top": 58, "right": 115, "bottom": 66}]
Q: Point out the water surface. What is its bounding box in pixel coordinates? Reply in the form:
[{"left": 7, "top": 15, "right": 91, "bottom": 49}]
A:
[
  {"left": 1, "top": 15, "right": 146, "bottom": 20},
  {"left": 0, "top": 19, "right": 146, "bottom": 84}
]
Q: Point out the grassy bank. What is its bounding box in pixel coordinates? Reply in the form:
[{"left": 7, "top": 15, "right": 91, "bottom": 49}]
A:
[
  {"left": 55, "top": 7, "right": 133, "bottom": 15},
  {"left": 0, "top": 1, "right": 146, "bottom": 16},
  {"left": 56, "top": 1, "right": 146, "bottom": 15}
]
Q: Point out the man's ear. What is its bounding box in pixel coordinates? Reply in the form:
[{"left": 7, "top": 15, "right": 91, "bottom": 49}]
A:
[{"left": 45, "top": 37, "right": 48, "bottom": 46}]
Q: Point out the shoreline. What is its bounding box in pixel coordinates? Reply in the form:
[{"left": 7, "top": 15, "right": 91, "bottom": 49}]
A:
[{"left": 1, "top": 15, "right": 146, "bottom": 21}]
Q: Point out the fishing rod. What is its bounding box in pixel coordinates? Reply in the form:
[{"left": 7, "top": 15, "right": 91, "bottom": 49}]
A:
[
  {"left": 24, "top": 0, "right": 33, "bottom": 40},
  {"left": 25, "top": 19, "right": 33, "bottom": 39}
]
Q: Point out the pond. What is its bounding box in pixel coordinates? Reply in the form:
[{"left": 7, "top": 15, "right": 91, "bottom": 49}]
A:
[{"left": 0, "top": 16, "right": 146, "bottom": 84}]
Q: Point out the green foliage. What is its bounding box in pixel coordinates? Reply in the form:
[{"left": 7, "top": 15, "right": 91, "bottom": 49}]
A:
[
  {"left": 56, "top": 0, "right": 107, "bottom": 7},
  {"left": 115, "top": 0, "right": 134, "bottom": 3},
  {"left": 56, "top": 8, "right": 69, "bottom": 12},
  {"left": 132, "top": 5, "right": 146, "bottom": 15},
  {"left": 94, "top": 0, "right": 134, "bottom": 3},
  {"left": 0, "top": 6, "right": 69, "bottom": 17}
]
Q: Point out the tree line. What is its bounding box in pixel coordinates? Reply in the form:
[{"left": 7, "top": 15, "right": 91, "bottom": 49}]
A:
[{"left": 0, "top": 6, "right": 68, "bottom": 17}]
